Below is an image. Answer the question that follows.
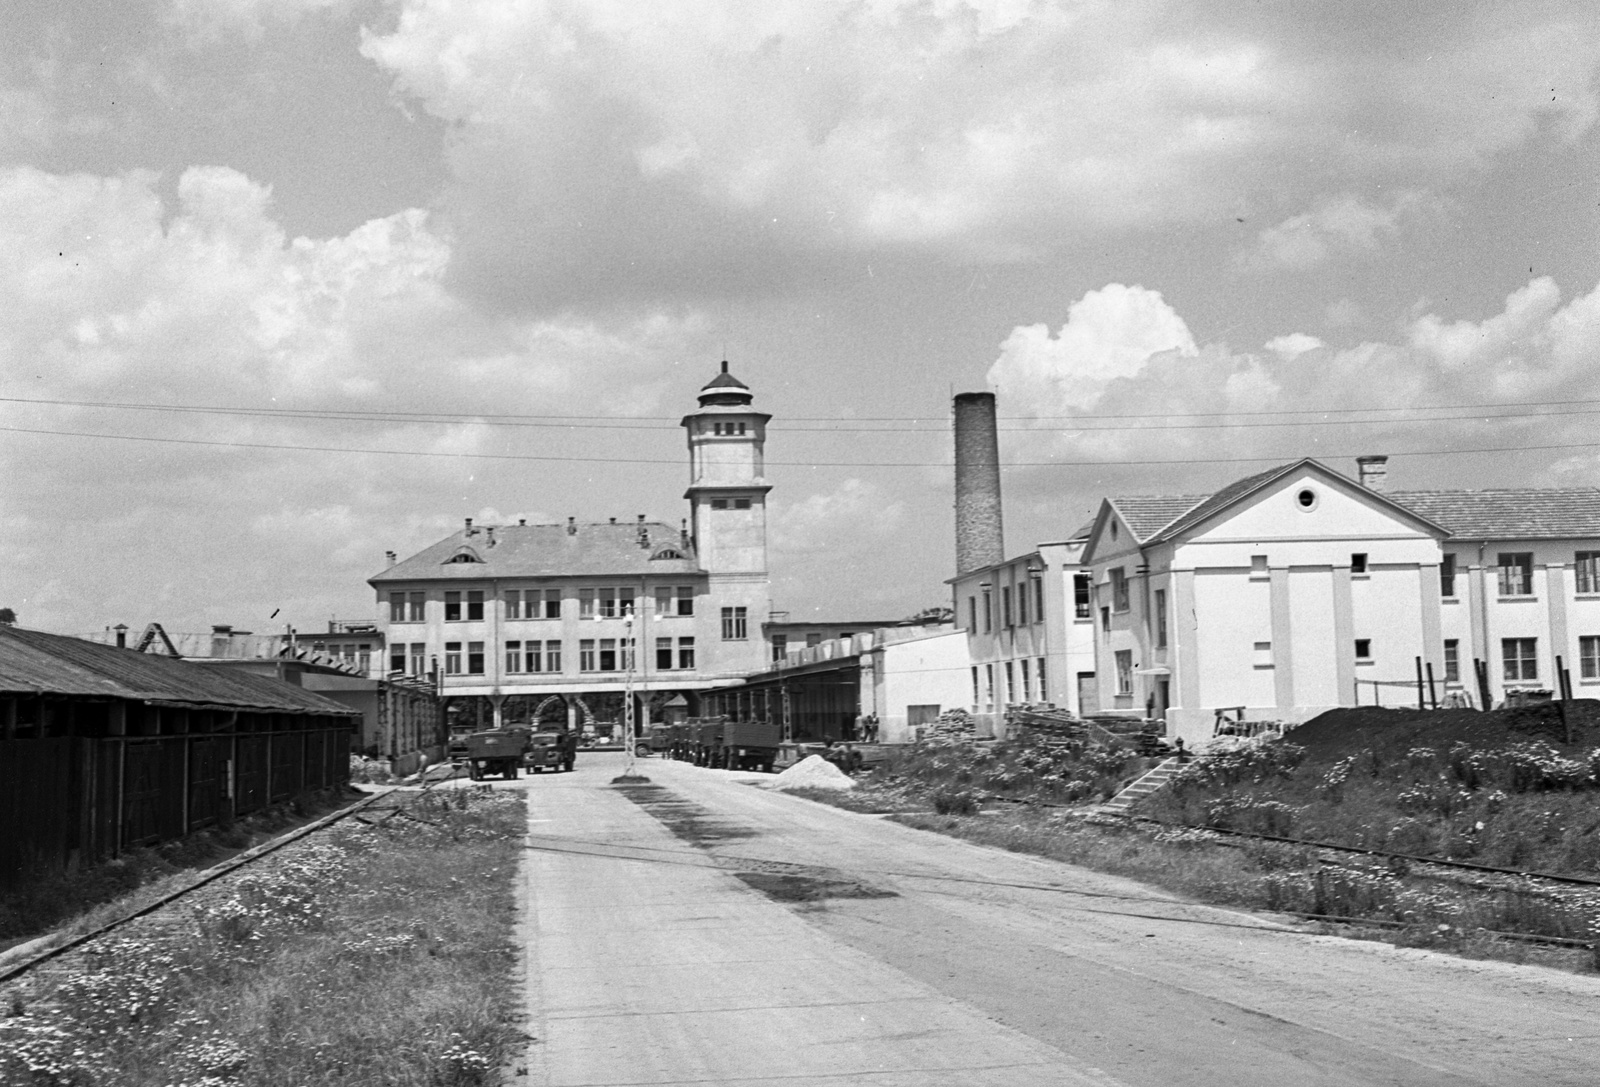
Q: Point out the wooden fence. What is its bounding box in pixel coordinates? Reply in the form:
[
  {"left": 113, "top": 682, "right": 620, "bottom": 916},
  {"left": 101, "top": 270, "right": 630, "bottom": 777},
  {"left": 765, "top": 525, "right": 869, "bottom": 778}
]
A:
[{"left": 0, "top": 726, "right": 351, "bottom": 890}]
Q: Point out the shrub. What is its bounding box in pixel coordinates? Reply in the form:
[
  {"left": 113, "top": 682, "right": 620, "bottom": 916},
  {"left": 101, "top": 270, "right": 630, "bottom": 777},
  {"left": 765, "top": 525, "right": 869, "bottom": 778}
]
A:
[{"left": 931, "top": 788, "right": 980, "bottom": 815}]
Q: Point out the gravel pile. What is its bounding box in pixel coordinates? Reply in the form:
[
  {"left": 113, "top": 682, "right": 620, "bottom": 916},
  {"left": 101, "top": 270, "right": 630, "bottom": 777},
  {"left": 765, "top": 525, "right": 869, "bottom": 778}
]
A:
[{"left": 771, "top": 755, "right": 858, "bottom": 792}]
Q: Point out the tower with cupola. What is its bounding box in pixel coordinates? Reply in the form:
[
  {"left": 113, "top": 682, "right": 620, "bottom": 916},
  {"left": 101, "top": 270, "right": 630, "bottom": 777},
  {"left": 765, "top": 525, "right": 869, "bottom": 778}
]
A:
[{"left": 682, "top": 361, "right": 772, "bottom": 673}]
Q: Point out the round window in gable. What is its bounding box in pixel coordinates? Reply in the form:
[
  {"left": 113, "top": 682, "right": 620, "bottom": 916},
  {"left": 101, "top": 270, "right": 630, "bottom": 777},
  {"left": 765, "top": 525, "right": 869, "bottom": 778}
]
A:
[{"left": 1297, "top": 488, "right": 1318, "bottom": 511}]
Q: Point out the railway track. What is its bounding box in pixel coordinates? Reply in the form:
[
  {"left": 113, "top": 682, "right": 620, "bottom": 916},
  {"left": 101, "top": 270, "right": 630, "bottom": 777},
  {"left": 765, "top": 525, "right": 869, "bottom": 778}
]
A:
[{"left": 0, "top": 770, "right": 463, "bottom": 991}]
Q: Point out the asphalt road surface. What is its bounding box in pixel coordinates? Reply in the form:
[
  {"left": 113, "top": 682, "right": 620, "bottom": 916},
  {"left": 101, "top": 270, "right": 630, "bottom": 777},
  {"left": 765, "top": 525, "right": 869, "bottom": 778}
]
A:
[{"left": 506, "top": 753, "right": 1600, "bottom": 1086}]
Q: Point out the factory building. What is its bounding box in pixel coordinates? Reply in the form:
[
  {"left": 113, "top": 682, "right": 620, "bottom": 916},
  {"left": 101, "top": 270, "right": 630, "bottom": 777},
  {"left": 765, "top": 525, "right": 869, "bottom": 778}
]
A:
[{"left": 369, "top": 363, "right": 774, "bottom": 738}]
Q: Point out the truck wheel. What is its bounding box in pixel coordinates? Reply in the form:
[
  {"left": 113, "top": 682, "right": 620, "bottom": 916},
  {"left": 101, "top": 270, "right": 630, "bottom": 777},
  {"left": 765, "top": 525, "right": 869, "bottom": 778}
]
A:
[
  {"left": 761, "top": 761, "right": 774, "bottom": 774},
  {"left": 565, "top": 759, "right": 575, "bottom": 772}
]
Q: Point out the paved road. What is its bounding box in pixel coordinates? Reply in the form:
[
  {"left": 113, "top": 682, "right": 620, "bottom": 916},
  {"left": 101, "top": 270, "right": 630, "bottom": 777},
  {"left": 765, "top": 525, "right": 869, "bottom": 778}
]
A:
[{"left": 507, "top": 753, "right": 1600, "bottom": 1086}]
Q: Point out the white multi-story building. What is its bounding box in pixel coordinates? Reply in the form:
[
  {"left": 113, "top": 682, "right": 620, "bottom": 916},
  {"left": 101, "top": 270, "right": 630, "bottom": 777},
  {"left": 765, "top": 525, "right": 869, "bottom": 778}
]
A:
[
  {"left": 1078, "top": 456, "right": 1600, "bottom": 746},
  {"left": 368, "top": 363, "right": 774, "bottom": 734}
]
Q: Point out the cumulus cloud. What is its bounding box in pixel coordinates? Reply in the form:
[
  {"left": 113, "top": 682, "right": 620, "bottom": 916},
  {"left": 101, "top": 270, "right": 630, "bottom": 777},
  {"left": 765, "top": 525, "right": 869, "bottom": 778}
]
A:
[
  {"left": 986, "top": 284, "right": 1197, "bottom": 413},
  {"left": 0, "top": 164, "right": 711, "bottom": 632},
  {"left": 992, "top": 276, "right": 1600, "bottom": 496},
  {"left": 349, "top": 0, "right": 1600, "bottom": 306}
]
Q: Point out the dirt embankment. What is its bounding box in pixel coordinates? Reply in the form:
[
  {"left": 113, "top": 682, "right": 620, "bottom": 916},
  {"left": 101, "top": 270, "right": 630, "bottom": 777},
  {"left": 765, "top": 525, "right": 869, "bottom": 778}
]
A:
[{"left": 1292, "top": 699, "right": 1600, "bottom": 757}]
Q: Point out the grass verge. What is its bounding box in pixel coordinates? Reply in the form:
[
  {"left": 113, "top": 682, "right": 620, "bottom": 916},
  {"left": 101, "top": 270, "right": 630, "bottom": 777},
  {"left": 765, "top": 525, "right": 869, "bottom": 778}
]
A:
[{"left": 1, "top": 785, "right": 525, "bottom": 1087}]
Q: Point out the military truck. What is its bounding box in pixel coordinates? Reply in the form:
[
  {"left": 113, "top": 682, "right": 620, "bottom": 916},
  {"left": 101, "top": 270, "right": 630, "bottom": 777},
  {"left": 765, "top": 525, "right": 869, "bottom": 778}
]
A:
[
  {"left": 463, "top": 728, "right": 527, "bottom": 780},
  {"left": 525, "top": 729, "right": 578, "bottom": 773}
]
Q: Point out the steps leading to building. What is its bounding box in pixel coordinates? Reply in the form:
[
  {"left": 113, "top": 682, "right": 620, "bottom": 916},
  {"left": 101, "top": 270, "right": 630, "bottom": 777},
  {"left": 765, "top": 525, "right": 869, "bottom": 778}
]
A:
[{"left": 1099, "top": 757, "right": 1184, "bottom": 813}]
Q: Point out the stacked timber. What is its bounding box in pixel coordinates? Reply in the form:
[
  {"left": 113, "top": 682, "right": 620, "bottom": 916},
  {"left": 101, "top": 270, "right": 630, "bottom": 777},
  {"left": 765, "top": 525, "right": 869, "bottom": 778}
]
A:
[
  {"left": 1006, "top": 704, "right": 1086, "bottom": 742},
  {"left": 926, "top": 707, "right": 977, "bottom": 741}
]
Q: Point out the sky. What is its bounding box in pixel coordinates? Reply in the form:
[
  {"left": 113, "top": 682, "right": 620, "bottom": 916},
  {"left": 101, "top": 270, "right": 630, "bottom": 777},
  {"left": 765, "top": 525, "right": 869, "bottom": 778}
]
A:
[{"left": 3, "top": 0, "right": 1600, "bottom": 637}]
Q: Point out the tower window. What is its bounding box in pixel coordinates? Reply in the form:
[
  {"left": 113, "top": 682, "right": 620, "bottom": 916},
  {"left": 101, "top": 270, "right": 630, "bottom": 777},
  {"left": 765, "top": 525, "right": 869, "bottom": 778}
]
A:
[
  {"left": 737, "top": 422, "right": 746, "bottom": 435},
  {"left": 734, "top": 498, "right": 751, "bottom": 510},
  {"left": 711, "top": 499, "right": 728, "bottom": 510}
]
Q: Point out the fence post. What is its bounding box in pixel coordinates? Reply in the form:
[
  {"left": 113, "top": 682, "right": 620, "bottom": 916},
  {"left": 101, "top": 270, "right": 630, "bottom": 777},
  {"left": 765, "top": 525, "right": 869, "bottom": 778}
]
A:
[{"left": 1425, "top": 661, "right": 1439, "bottom": 710}]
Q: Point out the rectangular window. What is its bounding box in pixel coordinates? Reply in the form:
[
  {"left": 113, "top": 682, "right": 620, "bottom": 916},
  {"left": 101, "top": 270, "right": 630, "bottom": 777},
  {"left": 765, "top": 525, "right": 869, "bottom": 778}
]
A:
[
  {"left": 1035, "top": 577, "right": 1045, "bottom": 620},
  {"left": 1354, "top": 638, "right": 1372, "bottom": 661},
  {"left": 1577, "top": 552, "right": 1600, "bottom": 594},
  {"left": 406, "top": 593, "right": 423, "bottom": 622},
  {"left": 466, "top": 591, "right": 484, "bottom": 621},
  {"left": 1074, "top": 574, "right": 1091, "bottom": 619},
  {"left": 504, "top": 591, "right": 522, "bottom": 620},
  {"left": 1351, "top": 553, "right": 1369, "bottom": 575},
  {"left": 1581, "top": 636, "right": 1600, "bottom": 680},
  {"left": 1498, "top": 552, "right": 1534, "bottom": 596},
  {"left": 579, "top": 588, "right": 595, "bottom": 618},
  {"left": 677, "top": 637, "right": 695, "bottom": 670},
  {"left": 598, "top": 639, "right": 617, "bottom": 672},
  {"left": 1002, "top": 661, "right": 1014, "bottom": 705},
  {"left": 1253, "top": 641, "right": 1273, "bottom": 667},
  {"left": 734, "top": 497, "right": 751, "bottom": 509},
  {"left": 544, "top": 640, "right": 562, "bottom": 673},
  {"left": 1502, "top": 637, "right": 1538, "bottom": 682},
  {"left": 968, "top": 596, "right": 978, "bottom": 629},
  {"left": 1115, "top": 650, "right": 1132, "bottom": 695},
  {"left": 579, "top": 639, "right": 596, "bottom": 672},
  {"left": 1111, "top": 567, "right": 1129, "bottom": 611},
  {"left": 656, "top": 585, "right": 674, "bottom": 615},
  {"left": 1154, "top": 589, "right": 1168, "bottom": 648},
  {"left": 1016, "top": 584, "right": 1028, "bottom": 626},
  {"left": 1037, "top": 657, "right": 1047, "bottom": 701},
  {"left": 619, "top": 587, "right": 636, "bottom": 618},
  {"left": 598, "top": 587, "right": 616, "bottom": 618},
  {"left": 1440, "top": 554, "right": 1457, "bottom": 598},
  {"left": 1444, "top": 639, "right": 1460, "bottom": 683},
  {"left": 982, "top": 590, "right": 992, "bottom": 633},
  {"left": 467, "top": 641, "right": 484, "bottom": 674},
  {"left": 806, "top": 632, "right": 822, "bottom": 647},
  {"left": 544, "top": 589, "right": 562, "bottom": 618},
  {"left": 984, "top": 664, "right": 995, "bottom": 710},
  {"left": 1100, "top": 606, "right": 1110, "bottom": 634},
  {"left": 445, "top": 641, "right": 462, "bottom": 675},
  {"left": 445, "top": 591, "right": 462, "bottom": 622},
  {"left": 657, "top": 637, "right": 674, "bottom": 670},
  {"left": 389, "top": 644, "right": 407, "bottom": 673},
  {"left": 524, "top": 641, "right": 543, "bottom": 672},
  {"left": 771, "top": 634, "right": 787, "bottom": 661},
  {"left": 1002, "top": 587, "right": 1013, "bottom": 628},
  {"left": 1020, "top": 658, "right": 1032, "bottom": 702},
  {"left": 711, "top": 498, "right": 729, "bottom": 510},
  {"left": 505, "top": 641, "right": 523, "bottom": 673},
  {"left": 1250, "top": 554, "right": 1268, "bottom": 577},
  {"left": 410, "top": 643, "right": 425, "bottom": 675},
  {"left": 721, "top": 606, "right": 748, "bottom": 640},
  {"left": 971, "top": 666, "right": 980, "bottom": 708},
  {"left": 676, "top": 586, "right": 695, "bottom": 616},
  {"left": 389, "top": 593, "right": 407, "bottom": 623}
]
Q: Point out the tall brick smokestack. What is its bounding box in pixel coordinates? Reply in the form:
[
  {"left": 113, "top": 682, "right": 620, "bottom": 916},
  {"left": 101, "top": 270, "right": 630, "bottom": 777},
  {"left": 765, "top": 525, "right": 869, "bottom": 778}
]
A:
[{"left": 953, "top": 391, "right": 1004, "bottom": 575}]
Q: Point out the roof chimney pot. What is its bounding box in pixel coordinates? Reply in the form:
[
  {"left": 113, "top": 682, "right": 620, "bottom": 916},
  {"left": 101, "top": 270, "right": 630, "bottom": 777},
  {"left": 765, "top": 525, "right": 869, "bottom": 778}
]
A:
[
  {"left": 953, "top": 391, "right": 1005, "bottom": 575},
  {"left": 567, "top": 516, "right": 577, "bottom": 536},
  {"left": 1356, "top": 455, "right": 1390, "bottom": 492},
  {"left": 384, "top": 550, "right": 397, "bottom": 567}
]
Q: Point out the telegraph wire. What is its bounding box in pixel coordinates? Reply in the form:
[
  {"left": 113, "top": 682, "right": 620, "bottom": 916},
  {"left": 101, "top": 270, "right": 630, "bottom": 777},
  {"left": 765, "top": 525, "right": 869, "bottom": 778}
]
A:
[
  {"left": 9, "top": 393, "right": 1600, "bottom": 431},
  {"left": 4, "top": 422, "right": 1600, "bottom": 469}
]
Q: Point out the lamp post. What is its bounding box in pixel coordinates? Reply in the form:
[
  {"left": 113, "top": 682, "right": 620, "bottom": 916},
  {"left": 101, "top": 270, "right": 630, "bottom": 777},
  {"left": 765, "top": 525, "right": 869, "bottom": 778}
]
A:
[{"left": 623, "top": 608, "right": 637, "bottom": 773}]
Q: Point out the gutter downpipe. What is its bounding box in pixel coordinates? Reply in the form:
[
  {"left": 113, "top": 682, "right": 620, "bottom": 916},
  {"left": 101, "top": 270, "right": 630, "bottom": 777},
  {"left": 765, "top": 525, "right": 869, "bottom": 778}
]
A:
[{"left": 1473, "top": 541, "right": 1491, "bottom": 707}]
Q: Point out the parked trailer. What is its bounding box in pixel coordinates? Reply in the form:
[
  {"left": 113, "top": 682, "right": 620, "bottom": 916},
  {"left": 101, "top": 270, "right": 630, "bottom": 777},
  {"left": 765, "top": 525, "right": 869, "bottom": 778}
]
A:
[
  {"left": 463, "top": 729, "right": 527, "bottom": 780},
  {"left": 718, "top": 720, "right": 781, "bottom": 772}
]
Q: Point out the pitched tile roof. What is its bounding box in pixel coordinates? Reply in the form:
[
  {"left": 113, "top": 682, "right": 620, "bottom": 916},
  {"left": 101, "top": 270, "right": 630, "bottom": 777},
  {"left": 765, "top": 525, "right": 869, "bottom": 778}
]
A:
[
  {"left": 1387, "top": 489, "right": 1600, "bottom": 539},
  {"left": 1108, "top": 495, "right": 1209, "bottom": 542},
  {"left": 1149, "top": 463, "right": 1303, "bottom": 542},
  {"left": 371, "top": 521, "right": 702, "bottom": 584},
  {"left": 0, "top": 625, "right": 361, "bottom": 715}
]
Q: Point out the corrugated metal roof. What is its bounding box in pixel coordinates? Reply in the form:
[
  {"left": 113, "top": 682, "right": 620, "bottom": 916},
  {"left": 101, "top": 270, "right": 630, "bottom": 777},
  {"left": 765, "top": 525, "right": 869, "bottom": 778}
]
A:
[
  {"left": 371, "top": 521, "right": 703, "bottom": 584},
  {"left": 0, "top": 625, "right": 361, "bottom": 715},
  {"left": 1388, "top": 489, "right": 1600, "bottom": 539},
  {"left": 1108, "top": 495, "right": 1208, "bottom": 542}
]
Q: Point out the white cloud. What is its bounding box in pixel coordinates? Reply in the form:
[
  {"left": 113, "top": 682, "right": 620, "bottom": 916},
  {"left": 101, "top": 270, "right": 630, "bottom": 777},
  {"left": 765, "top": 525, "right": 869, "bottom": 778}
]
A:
[
  {"left": 993, "top": 277, "right": 1600, "bottom": 491},
  {"left": 349, "top": 0, "right": 1600, "bottom": 302},
  {"left": 986, "top": 284, "right": 1197, "bottom": 413},
  {"left": 771, "top": 478, "right": 904, "bottom": 558},
  {"left": 1252, "top": 192, "right": 1428, "bottom": 269},
  {"left": 0, "top": 164, "right": 712, "bottom": 632}
]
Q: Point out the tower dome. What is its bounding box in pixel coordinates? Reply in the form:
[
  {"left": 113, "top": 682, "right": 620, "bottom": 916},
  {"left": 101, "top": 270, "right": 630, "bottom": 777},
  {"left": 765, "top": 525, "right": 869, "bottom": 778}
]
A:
[{"left": 698, "top": 360, "right": 753, "bottom": 407}]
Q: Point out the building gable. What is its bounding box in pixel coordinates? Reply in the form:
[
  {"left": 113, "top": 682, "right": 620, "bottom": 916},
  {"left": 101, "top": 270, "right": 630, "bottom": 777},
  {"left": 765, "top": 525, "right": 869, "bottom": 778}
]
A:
[{"left": 1181, "top": 464, "right": 1447, "bottom": 545}]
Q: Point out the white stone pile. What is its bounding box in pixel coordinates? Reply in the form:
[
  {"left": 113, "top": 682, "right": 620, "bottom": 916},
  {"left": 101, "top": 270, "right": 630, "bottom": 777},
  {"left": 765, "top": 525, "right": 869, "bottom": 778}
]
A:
[{"left": 771, "top": 754, "right": 858, "bottom": 792}]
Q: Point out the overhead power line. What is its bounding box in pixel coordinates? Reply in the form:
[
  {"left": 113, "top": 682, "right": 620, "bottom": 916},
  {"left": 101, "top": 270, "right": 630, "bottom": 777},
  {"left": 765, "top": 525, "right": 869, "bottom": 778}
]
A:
[
  {"left": 3, "top": 423, "right": 1599, "bottom": 469},
  {"left": 5, "top": 394, "right": 1600, "bottom": 433}
]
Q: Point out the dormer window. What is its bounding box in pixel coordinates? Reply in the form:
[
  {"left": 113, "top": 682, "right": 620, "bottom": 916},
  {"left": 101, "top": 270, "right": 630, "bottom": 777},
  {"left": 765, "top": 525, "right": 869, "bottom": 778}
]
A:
[
  {"left": 445, "top": 548, "right": 483, "bottom": 564},
  {"left": 651, "top": 547, "right": 685, "bottom": 561}
]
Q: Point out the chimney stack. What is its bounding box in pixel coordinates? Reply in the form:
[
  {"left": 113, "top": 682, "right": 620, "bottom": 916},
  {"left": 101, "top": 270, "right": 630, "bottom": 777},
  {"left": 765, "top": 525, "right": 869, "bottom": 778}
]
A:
[
  {"left": 114, "top": 623, "right": 128, "bottom": 649},
  {"left": 567, "top": 516, "right": 577, "bottom": 536},
  {"left": 384, "top": 550, "right": 396, "bottom": 567},
  {"left": 953, "top": 391, "right": 1005, "bottom": 575},
  {"left": 464, "top": 517, "right": 474, "bottom": 534},
  {"left": 1356, "top": 455, "right": 1389, "bottom": 492}
]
